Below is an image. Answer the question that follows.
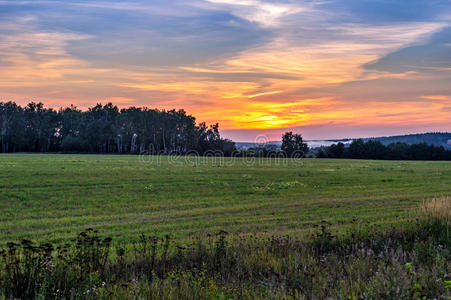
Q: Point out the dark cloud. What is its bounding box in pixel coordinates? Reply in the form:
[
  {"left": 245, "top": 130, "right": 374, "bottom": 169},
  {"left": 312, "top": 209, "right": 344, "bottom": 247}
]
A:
[
  {"left": 365, "top": 26, "right": 451, "bottom": 73},
  {"left": 16, "top": 1, "right": 270, "bottom": 68},
  {"left": 320, "top": 0, "right": 450, "bottom": 24},
  {"left": 0, "top": 0, "right": 270, "bottom": 68}
]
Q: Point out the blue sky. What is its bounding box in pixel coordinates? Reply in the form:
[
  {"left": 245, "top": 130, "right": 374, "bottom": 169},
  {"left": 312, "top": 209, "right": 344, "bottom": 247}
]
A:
[{"left": 0, "top": 0, "right": 450, "bottom": 141}]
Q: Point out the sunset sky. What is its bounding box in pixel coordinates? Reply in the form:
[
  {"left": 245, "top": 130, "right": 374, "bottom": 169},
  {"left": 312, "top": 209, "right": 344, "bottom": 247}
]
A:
[{"left": 1, "top": 0, "right": 451, "bottom": 141}]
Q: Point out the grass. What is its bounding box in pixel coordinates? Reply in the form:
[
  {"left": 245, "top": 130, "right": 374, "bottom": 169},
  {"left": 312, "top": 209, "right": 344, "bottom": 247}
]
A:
[
  {"left": 420, "top": 196, "right": 451, "bottom": 225},
  {"left": 0, "top": 198, "right": 449, "bottom": 299},
  {"left": 0, "top": 154, "right": 450, "bottom": 298},
  {"left": 1, "top": 154, "right": 451, "bottom": 243}
]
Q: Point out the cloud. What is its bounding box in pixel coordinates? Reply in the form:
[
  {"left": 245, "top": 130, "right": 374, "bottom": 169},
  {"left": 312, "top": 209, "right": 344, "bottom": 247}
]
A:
[
  {"left": 365, "top": 26, "right": 451, "bottom": 73},
  {"left": 0, "top": 0, "right": 450, "bottom": 140},
  {"left": 320, "top": 0, "right": 451, "bottom": 23},
  {"left": 0, "top": 18, "right": 96, "bottom": 86},
  {"left": 201, "top": 0, "right": 309, "bottom": 27},
  {"left": 422, "top": 95, "right": 451, "bottom": 101},
  {"left": 248, "top": 91, "right": 281, "bottom": 98}
]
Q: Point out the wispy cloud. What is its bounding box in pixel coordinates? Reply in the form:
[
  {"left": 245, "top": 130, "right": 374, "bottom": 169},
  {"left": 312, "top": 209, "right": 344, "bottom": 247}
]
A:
[
  {"left": 0, "top": 0, "right": 450, "bottom": 139},
  {"left": 422, "top": 95, "right": 451, "bottom": 101},
  {"left": 248, "top": 91, "right": 281, "bottom": 98},
  {"left": 202, "top": 0, "right": 309, "bottom": 27},
  {"left": 0, "top": 19, "right": 94, "bottom": 86}
]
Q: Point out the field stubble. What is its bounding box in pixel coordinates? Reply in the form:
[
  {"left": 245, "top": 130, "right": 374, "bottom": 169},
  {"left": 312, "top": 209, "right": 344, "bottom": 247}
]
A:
[{"left": 0, "top": 154, "right": 450, "bottom": 243}]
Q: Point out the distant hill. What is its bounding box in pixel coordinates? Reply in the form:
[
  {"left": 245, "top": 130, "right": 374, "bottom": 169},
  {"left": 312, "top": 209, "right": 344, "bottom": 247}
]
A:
[
  {"left": 364, "top": 132, "right": 451, "bottom": 149},
  {"left": 235, "top": 132, "right": 451, "bottom": 150}
]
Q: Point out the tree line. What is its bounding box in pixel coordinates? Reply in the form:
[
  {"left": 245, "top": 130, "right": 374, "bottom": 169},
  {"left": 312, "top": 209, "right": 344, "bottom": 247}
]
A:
[
  {"left": 317, "top": 139, "right": 451, "bottom": 160},
  {"left": 362, "top": 132, "right": 451, "bottom": 148},
  {"left": 2, "top": 101, "right": 449, "bottom": 160},
  {"left": 236, "top": 132, "right": 309, "bottom": 158},
  {"left": 0, "top": 101, "right": 235, "bottom": 154}
]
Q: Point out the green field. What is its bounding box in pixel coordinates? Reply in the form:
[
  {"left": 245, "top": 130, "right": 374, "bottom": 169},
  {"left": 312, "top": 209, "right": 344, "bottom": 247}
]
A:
[{"left": 1, "top": 154, "right": 450, "bottom": 243}]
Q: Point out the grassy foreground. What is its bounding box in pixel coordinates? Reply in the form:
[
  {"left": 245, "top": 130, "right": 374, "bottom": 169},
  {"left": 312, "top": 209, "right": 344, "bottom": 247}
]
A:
[
  {"left": 0, "top": 197, "right": 449, "bottom": 299},
  {"left": 1, "top": 154, "right": 451, "bottom": 243},
  {"left": 0, "top": 154, "right": 450, "bottom": 298}
]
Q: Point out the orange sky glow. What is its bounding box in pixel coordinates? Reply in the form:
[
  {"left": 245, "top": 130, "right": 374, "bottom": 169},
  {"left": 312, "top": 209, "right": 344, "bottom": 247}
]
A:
[{"left": 1, "top": 0, "right": 450, "bottom": 141}]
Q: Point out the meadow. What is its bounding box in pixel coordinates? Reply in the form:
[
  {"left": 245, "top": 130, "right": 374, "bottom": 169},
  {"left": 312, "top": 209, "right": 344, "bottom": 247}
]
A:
[
  {"left": 0, "top": 154, "right": 450, "bottom": 243},
  {"left": 0, "top": 154, "right": 450, "bottom": 299}
]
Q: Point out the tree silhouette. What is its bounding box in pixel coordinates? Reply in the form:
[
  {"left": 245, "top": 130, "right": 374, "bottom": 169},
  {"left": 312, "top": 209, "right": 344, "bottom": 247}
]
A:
[
  {"left": 0, "top": 101, "right": 235, "bottom": 155},
  {"left": 281, "top": 131, "right": 309, "bottom": 158}
]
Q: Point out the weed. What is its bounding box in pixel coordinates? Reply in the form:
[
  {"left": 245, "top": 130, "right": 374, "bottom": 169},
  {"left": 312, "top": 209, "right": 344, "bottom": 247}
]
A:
[{"left": 0, "top": 206, "right": 449, "bottom": 299}]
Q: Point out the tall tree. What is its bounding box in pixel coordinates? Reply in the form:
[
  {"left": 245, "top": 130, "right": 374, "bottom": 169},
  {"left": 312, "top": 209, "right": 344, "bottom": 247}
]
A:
[
  {"left": 0, "top": 102, "right": 22, "bottom": 153},
  {"left": 0, "top": 101, "right": 236, "bottom": 155},
  {"left": 326, "top": 142, "right": 345, "bottom": 158},
  {"left": 281, "top": 132, "right": 309, "bottom": 158}
]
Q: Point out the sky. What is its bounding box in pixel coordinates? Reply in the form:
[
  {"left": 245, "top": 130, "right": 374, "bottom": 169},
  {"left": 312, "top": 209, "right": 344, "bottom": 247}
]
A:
[{"left": 0, "top": 0, "right": 450, "bottom": 141}]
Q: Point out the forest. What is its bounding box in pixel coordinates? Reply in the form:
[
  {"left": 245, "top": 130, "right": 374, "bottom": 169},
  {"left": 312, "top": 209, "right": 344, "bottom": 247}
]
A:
[
  {"left": 317, "top": 139, "right": 451, "bottom": 160},
  {"left": 0, "top": 101, "right": 235, "bottom": 155}
]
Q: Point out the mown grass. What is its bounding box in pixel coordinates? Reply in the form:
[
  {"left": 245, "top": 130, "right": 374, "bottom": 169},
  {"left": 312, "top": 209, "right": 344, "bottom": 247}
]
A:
[
  {"left": 1, "top": 154, "right": 451, "bottom": 243},
  {"left": 0, "top": 197, "right": 449, "bottom": 299},
  {"left": 0, "top": 155, "right": 450, "bottom": 298}
]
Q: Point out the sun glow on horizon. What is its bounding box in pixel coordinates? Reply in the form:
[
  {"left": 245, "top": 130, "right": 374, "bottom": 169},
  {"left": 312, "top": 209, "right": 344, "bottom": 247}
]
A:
[{"left": 0, "top": 0, "right": 450, "bottom": 140}]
